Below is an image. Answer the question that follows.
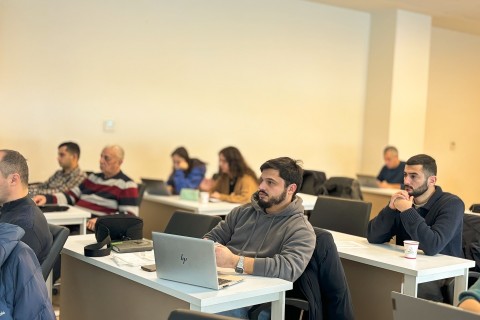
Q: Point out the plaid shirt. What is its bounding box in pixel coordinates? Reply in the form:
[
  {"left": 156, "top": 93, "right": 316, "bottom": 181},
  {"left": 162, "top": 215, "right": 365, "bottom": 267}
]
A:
[{"left": 29, "top": 167, "right": 87, "bottom": 196}]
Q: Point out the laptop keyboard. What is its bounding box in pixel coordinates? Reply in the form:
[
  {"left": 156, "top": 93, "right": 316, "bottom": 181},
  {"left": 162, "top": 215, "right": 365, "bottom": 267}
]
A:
[{"left": 218, "top": 278, "right": 231, "bottom": 286}]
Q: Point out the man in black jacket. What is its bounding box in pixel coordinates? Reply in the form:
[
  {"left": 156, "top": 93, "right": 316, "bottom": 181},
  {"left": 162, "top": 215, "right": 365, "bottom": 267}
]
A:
[
  {"left": 368, "top": 154, "right": 464, "bottom": 302},
  {"left": 0, "top": 150, "right": 52, "bottom": 264}
]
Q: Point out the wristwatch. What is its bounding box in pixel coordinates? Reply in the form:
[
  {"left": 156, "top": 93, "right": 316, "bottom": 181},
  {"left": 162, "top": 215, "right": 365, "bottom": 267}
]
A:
[{"left": 235, "top": 255, "right": 245, "bottom": 274}]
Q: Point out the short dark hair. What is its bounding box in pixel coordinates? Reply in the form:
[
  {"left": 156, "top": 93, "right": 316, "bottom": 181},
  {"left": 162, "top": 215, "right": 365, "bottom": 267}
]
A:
[
  {"left": 59, "top": 141, "right": 81, "bottom": 159},
  {"left": 383, "top": 146, "right": 398, "bottom": 155},
  {"left": 260, "top": 157, "right": 303, "bottom": 195},
  {"left": 406, "top": 154, "right": 437, "bottom": 177},
  {"left": 0, "top": 149, "right": 29, "bottom": 186}
]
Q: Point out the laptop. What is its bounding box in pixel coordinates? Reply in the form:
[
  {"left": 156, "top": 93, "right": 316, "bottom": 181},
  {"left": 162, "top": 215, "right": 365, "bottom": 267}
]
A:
[
  {"left": 152, "top": 232, "right": 243, "bottom": 290},
  {"left": 356, "top": 174, "right": 379, "bottom": 188},
  {"left": 38, "top": 204, "right": 70, "bottom": 213},
  {"left": 391, "top": 291, "right": 479, "bottom": 320},
  {"left": 141, "top": 178, "right": 172, "bottom": 196}
]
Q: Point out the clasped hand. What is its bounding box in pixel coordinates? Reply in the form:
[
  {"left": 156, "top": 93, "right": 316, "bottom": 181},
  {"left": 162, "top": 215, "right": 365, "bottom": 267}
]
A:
[{"left": 389, "top": 190, "right": 413, "bottom": 212}]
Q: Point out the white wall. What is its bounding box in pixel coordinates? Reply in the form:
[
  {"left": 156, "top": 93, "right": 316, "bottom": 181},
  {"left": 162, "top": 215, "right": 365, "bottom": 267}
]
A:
[
  {"left": 426, "top": 27, "right": 480, "bottom": 207},
  {"left": 0, "top": 0, "right": 370, "bottom": 182}
]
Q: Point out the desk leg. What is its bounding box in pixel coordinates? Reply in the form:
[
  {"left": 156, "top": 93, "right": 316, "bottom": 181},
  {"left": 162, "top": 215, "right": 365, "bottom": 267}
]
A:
[
  {"left": 79, "top": 218, "right": 87, "bottom": 235},
  {"left": 46, "top": 271, "right": 53, "bottom": 301},
  {"left": 271, "top": 291, "right": 285, "bottom": 320},
  {"left": 453, "top": 268, "right": 469, "bottom": 305},
  {"left": 402, "top": 275, "right": 418, "bottom": 297}
]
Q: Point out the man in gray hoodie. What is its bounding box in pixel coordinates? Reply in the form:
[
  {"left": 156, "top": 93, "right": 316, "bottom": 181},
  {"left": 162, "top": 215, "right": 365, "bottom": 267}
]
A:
[{"left": 205, "top": 156, "right": 315, "bottom": 281}]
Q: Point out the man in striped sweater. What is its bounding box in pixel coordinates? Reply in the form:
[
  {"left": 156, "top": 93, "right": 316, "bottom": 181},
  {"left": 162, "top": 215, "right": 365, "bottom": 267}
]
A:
[{"left": 34, "top": 145, "right": 138, "bottom": 231}]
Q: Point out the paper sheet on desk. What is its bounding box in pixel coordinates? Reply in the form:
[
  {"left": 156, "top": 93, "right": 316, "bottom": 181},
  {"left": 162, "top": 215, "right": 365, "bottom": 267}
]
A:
[
  {"left": 335, "top": 241, "right": 367, "bottom": 249},
  {"left": 111, "top": 251, "right": 155, "bottom": 267}
]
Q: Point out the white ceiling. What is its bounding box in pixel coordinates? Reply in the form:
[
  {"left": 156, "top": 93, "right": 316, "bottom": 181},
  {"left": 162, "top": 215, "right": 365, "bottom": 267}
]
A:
[{"left": 308, "top": 0, "right": 480, "bottom": 36}]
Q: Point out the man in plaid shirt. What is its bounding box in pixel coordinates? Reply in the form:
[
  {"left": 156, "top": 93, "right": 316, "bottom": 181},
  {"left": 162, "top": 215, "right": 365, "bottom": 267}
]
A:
[{"left": 28, "top": 142, "right": 87, "bottom": 196}]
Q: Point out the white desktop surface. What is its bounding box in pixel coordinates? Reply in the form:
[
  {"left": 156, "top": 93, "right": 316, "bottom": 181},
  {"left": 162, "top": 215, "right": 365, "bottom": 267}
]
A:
[
  {"left": 329, "top": 230, "right": 474, "bottom": 320},
  {"left": 61, "top": 235, "right": 292, "bottom": 319},
  {"left": 44, "top": 205, "right": 91, "bottom": 235},
  {"left": 140, "top": 192, "right": 318, "bottom": 237},
  {"left": 144, "top": 192, "right": 317, "bottom": 215}
]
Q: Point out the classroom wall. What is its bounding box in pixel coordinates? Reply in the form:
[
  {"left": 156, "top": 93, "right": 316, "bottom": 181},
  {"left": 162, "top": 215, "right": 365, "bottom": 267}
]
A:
[
  {"left": 425, "top": 27, "right": 480, "bottom": 208},
  {"left": 0, "top": 0, "right": 370, "bottom": 182}
]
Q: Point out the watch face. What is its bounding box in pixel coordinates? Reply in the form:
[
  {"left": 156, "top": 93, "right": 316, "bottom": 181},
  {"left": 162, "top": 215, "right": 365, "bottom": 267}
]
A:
[{"left": 235, "top": 266, "right": 243, "bottom": 274}]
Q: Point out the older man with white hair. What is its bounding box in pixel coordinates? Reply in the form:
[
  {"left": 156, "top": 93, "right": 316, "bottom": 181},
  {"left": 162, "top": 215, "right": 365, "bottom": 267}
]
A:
[{"left": 34, "top": 145, "right": 138, "bottom": 231}]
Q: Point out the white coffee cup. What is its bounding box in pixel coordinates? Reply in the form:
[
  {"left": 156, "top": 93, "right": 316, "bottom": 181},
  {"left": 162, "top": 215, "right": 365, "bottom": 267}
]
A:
[
  {"left": 404, "top": 240, "right": 419, "bottom": 259},
  {"left": 199, "top": 192, "right": 210, "bottom": 204}
]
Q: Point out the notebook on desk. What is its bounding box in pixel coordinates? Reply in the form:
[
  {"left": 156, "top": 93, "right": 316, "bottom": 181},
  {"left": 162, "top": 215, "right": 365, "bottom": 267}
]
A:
[
  {"left": 141, "top": 178, "right": 172, "bottom": 196},
  {"left": 391, "top": 291, "right": 479, "bottom": 320},
  {"left": 152, "top": 232, "right": 243, "bottom": 290},
  {"left": 356, "top": 174, "right": 379, "bottom": 188}
]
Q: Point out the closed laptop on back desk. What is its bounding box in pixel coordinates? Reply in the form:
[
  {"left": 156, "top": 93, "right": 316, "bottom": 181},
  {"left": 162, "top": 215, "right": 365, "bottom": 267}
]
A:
[
  {"left": 391, "top": 291, "right": 479, "bottom": 320},
  {"left": 152, "top": 232, "right": 243, "bottom": 290}
]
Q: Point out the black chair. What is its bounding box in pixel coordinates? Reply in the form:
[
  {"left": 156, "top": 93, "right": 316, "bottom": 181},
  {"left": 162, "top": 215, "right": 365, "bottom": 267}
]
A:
[
  {"left": 41, "top": 224, "right": 70, "bottom": 280},
  {"left": 309, "top": 195, "right": 372, "bottom": 237},
  {"left": 164, "top": 211, "right": 222, "bottom": 238},
  {"left": 299, "top": 170, "right": 327, "bottom": 195},
  {"left": 169, "top": 309, "right": 238, "bottom": 320},
  {"left": 319, "top": 177, "right": 363, "bottom": 200},
  {"left": 249, "top": 227, "right": 354, "bottom": 320},
  {"left": 137, "top": 182, "right": 147, "bottom": 206}
]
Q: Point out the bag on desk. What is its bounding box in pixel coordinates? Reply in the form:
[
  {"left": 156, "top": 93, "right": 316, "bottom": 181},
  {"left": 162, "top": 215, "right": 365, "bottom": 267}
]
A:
[
  {"left": 95, "top": 214, "right": 144, "bottom": 242},
  {"left": 84, "top": 215, "right": 144, "bottom": 257}
]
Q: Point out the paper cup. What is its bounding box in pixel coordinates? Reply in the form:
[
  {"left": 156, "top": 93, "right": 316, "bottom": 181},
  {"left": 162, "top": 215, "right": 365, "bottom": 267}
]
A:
[
  {"left": 404, "top": 240, "right": 419, "bottom": 259},
  {"left": 200, "top": 192, "right": 210, "bottom": 204}
]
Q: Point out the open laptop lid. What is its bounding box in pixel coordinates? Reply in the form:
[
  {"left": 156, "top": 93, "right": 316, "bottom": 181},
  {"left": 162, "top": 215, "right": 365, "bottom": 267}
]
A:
[
  {"left": 391, "top": 291, "right": 479, "bottom": 320},
  {"left": 153, "top": 232, "right": 239, "bottom": 290},
  {"left": 356, "top": 174, "right": 379, "bottom": 188},
  {"left": 141, "top": 178, "right": 171, "bottom": 196}
]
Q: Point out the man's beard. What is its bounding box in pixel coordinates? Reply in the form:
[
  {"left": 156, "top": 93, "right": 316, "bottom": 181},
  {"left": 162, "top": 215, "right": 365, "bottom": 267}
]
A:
[
  {"left": 405, "top": 179, "right": 429, "bottom": 197},
  {"left": 256, "top": 188, "right": 288, "bottom": 209}
]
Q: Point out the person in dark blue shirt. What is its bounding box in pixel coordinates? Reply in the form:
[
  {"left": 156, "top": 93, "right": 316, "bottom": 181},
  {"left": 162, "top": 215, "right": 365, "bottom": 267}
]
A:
[
  {"left": 377, "top": 146, "right": 405, "bottom": 189},
  {"left": 167, "top": 147, "right": 206, "bottom": 195}
]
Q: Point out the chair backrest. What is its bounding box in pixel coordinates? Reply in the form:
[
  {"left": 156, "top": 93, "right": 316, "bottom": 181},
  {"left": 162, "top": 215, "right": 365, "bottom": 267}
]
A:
[
  {"left": 319, "top": 177, "right": 363, "bottom": 200},
  {"left": 299, "top": 170, "right": 327, "bottom": 195},
  {"left": 164, "top": 211, "right": 222, "bottom": 239},
  {"left": 169, "top": 309, "right": 238, "bottom": 320},
  {"left": 137, "top": 182, "right": 147, "bottom": 206},
  {"left": 41, "top": 224, "right": 70, "bottom": 280},
  {"left": 462, "top": 213, "right": 480, "bottom": 271},
  {"left": 309, "top": 195, "right": 372, "bottom": 237}
]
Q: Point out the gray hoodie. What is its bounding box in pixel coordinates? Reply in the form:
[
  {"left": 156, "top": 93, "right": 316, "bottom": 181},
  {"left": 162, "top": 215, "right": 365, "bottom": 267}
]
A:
[{"left": 205, "top": 194, "right": 315, "bottom": 282}]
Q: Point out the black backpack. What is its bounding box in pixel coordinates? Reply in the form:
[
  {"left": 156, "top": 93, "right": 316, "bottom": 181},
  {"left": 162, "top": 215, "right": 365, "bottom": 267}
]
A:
[{"left": 319, "top": 177, "right": 363, "bottom": 200}]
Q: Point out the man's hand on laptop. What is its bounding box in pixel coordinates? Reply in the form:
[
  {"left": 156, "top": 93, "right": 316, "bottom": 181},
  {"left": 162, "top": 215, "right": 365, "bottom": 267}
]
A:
[{"left": 214, "top": 243, "right": 238, "bottom": 268}]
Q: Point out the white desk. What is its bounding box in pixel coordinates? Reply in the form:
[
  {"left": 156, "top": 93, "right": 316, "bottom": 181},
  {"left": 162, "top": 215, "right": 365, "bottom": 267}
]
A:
[
  {"left": 330, "top": 230, "right": 475, "bottom": 320},
  {"left": 60, "top": 235, "right": 292, "bottom": 320},
  {"left": 140, "top": 192, "right": 318, "bottom": 239},
  {"left": 44, "top": 205, "right": 91, "bottom": 235},
  {"left": 361, "top": 186, "right": 398, "bottom": 220}
]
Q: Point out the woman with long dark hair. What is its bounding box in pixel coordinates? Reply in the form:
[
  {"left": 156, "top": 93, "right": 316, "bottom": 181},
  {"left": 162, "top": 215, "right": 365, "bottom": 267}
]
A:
[
  {"left": 167, "top": 147, "right": 206, "bottom": 195},
  {"left": 204, "top": 146, "right": 258, "bottom": 204}
]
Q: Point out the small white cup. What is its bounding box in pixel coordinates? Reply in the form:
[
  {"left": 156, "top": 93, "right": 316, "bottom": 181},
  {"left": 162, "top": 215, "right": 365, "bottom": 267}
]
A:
[
  {"left": 199, "top": 192, "right": 210, "bottom": 204},
  {"left": 404, "top": 240, "right": 419, "bottom": 259}
]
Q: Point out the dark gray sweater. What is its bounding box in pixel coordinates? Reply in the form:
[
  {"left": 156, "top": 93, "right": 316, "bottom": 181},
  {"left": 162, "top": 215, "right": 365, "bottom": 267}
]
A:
[
  {"left": 205, "top": 194, "right": 315, "bottom": 282},
  {"left": 367, "top": 186, "right": 464, "bottom": 257}
]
